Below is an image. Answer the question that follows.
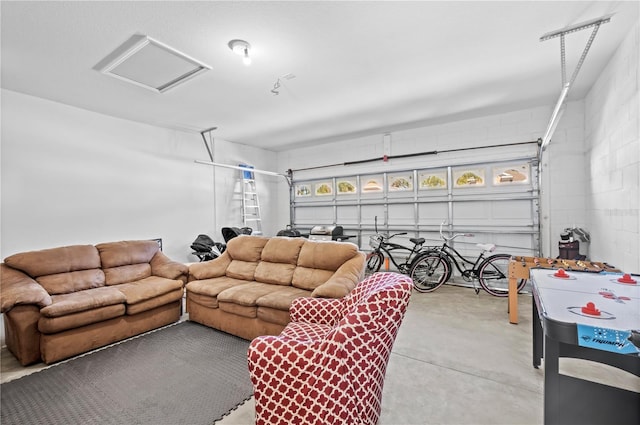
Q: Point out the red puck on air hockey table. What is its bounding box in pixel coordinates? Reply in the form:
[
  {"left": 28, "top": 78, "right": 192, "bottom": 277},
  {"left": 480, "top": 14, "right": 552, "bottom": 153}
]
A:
[
  {"left": 581, "top": 302, "right": 601, "bottom": 316},
  {"left": 617, "top": 273, "right": 637, "bottom": 284}
]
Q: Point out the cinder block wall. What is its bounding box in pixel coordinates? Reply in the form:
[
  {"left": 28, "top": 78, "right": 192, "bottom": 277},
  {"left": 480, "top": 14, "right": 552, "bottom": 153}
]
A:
[
  {"left": 584, "top": 22, "right": 640, "bottom": 273},
  {"left": 538, "top": 100, "right": 588, "bottom": 258}
]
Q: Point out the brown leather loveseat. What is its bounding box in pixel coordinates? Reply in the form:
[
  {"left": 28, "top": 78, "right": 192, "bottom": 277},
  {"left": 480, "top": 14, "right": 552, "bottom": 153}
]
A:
[
  {"left": 186, "top": 235, "right": 366, "bottom": 340},
  {"left": 1, "top": 240, "right": 188, "bottom": 365}
]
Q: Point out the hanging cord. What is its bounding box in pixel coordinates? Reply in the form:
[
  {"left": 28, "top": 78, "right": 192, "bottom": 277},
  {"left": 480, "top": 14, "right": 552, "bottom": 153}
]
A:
[
  {"left": 271, "top": 79, "right": 281, "bottom": 95},
  {"left": 271, "top": 73, "right": 296, "bottom": 95}
]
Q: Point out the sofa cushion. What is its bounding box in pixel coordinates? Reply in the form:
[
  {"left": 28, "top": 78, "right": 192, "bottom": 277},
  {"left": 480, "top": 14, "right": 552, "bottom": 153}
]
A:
[
  {"left": 40, "top": 286, "right": 126, "bottom": 318},
  {"left": 226, "top": 260, "right": 259, "bottom": 281},
  {"left": 291, "top": 241, "right": 361, "bottom": 291},
  {"left": 36, "top": 269, "right": 106, "bottom": 295},
  {"left": 223, "top": 236, "right": 270, "bottom": 281},
  {"left": 260, "top": 237, "right": 305, "bottom": 264},
  {"left": 96, "top": 240, "right": 159, "bottom": 268},
  {"left": 187, "top": 292, "right": 219, "bottom": 309},
  {"left": 4, "top": 245, "right": 101, "bottom": 278},
  {"left": 218, "top": 301, "right": 256, "bottom": 318},
  {"left": 254, "top": 262, "right": 296, "bottom": 286},
  {"left": 226, "top": 235, "right": 269, "bottom": 262},
  {"left": 186, "top": 277, "right": 252, "bottom": 299},
  {"left": 113, "top": 276, "right": 183, "bottom": 305},
  {"left": 255, "top": 286, "right": 311, "bottom": 311},
  {"left": 311, "top": 280, "right": 355, "bottom": 298},
  {"left": 39, "top": 304, "right": 125, "bottom": 334},
  {"left": 252, "top": 237, "right": 306, "bottom": 286},
  {"left": 256, "top": 307, "right": 291, "bottom": 326},
  {"left": 217, "top": 282, "right": 280, "bottom": 307},
  {"left": 297, "top": 240, "right": 360, "bottom": 270},
  {"left": 126, "top": 288, "right": 183, "bottom": 315},
  {"left": 103, "top": 263, "right": 152, "bottom": 286},
  {"left": 186, "top": 277, "right": 252, "bottom": 310},
  {"left": 292, "top": 268, "right": 335, "bottom": 291},
  {"left": 255, "top": 285, "right": 311, "bottom": 326}
]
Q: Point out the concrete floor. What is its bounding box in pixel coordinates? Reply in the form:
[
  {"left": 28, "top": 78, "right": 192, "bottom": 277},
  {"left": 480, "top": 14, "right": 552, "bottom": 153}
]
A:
[
  {"left": 219, "top": 284, "right": 639, "bottom": 425},
  {"left": 2, "top": 284, "right": 638, "bottom": 424},
  {"left": 219, "top": 284, "right": 544, "bottom": 424}
]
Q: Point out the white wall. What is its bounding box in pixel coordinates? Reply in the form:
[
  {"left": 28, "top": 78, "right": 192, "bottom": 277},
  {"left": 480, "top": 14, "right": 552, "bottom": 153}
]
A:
[
  {"left": 0, "top": 89, "right": 280, "bottom": 347},
  {"left": 0, "top": 89, "right": 279, "bottom": 262},
  {"left": 584, "top": 22, "right": 640, "bottom": 273},
  {"left": 278, "top": 101, "right": 588, "bottom": 258}
]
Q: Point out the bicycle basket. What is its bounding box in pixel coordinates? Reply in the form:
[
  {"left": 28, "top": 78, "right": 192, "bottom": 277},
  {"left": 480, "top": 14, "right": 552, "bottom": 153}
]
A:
[{"left": 369, "top": 234, "right": 383, "bottom": 249}]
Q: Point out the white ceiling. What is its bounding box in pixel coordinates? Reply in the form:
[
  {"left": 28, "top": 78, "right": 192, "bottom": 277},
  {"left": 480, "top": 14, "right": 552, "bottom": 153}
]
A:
[{"left": 1, "top": 1, "right": 638, "bottom": 151}]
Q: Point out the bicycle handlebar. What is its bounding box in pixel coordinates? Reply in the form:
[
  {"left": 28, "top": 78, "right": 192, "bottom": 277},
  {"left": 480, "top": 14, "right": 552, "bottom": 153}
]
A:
[
  {"left": 444, "top": 233, "right": 473, "bottom": 241},
  {"left": 377, "top": 232, "right": 408, "bottom": 242},
  {"left": 439, "top": 221, "right": 474, "bottom": 242}
]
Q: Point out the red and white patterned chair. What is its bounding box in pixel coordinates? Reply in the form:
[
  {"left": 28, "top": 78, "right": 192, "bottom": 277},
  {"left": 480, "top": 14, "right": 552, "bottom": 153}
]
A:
[{"left": 247, "top": 272, "right": 413, "bottom": 425}]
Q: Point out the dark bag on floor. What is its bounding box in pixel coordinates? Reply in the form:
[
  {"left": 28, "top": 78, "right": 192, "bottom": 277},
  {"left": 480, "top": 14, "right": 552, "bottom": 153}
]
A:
[
  {"left": 191, "top": 234, "right": 215, "bottom": 252},
  {"left": 190, "top": 234, "right": 225, "bottom": 262},
  {"left": 221, "top": 227, "right": 252, "bottom": 243},
  {"left": 277, "top": 225, "right": 302, "bottom": 237}
]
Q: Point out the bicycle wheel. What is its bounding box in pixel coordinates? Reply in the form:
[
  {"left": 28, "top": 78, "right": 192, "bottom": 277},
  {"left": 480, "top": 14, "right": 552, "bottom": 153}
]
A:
[
  {"left": 366, "top": 251, "right": 384, "bottom": 274},
  {"left": 409, "top": 253, "right": 451, "bottom": 293},
  {"left": 477, "top": 254, "right": 526, "bottom": 297}
]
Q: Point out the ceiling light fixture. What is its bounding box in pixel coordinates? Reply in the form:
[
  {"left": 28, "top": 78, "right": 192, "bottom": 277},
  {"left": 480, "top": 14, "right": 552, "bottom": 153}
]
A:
[{"left": 228, "top": 39, "right": 251, "bottom": 66}]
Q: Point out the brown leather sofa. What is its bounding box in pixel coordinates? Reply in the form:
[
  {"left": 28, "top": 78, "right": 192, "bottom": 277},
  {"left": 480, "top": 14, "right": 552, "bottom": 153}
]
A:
[
  {"left": 1, "top": 240, "right": 188, "bottom": 365},
  {"left": 186, "top": 235, "right": 366, "bottom": 340}
]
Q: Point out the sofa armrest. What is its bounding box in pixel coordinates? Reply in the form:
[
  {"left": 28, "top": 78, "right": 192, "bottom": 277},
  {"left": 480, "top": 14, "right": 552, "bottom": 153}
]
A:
[
  {"left": 188, "top": 251, "right": 232, "bottom": 281},
  {"left": 290, "top": 297, "right": 344, "bottom": 326},
  {"left": 310, "top": 252, "right": 366, "bottom": 299},
  {"left": 150, "top": 251, "right": 189, "bottom": 283},
  {"left": 1, "top": 264, "right": 52, "bottom": 313}
]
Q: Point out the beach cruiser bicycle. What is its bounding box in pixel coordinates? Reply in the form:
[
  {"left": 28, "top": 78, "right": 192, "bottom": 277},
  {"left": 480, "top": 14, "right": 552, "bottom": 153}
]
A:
[
  {"left": 366, "top": 217, "right": 430, "bottom": 276},
  {"left": 408, "top": 222, "right": 526, "bottom": 296}
]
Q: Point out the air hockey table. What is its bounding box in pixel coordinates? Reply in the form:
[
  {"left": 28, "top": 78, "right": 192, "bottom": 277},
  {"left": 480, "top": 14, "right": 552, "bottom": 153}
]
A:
[{"left": 531, "top": 268, "right": 640, "bottom": 424}]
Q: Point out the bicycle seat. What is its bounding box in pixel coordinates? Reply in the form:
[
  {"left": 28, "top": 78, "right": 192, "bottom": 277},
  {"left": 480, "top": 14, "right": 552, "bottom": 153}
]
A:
[
  {"left": 410, "top": 237, "right": 425, "bottom": 245},
  {"left": 477, "top": 243, "right": 496, "bottom": 252}
]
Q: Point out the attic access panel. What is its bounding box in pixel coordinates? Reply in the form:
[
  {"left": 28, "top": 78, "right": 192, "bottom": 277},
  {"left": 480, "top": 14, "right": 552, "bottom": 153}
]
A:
[{"left": 96, "top": 34, "right": 211, "bottom": 93}]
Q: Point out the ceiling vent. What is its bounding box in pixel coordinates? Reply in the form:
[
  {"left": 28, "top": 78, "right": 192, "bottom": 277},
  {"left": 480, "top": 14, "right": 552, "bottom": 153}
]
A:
[{"left": 95, "top": 34, "right": 211, "bottom": 93}]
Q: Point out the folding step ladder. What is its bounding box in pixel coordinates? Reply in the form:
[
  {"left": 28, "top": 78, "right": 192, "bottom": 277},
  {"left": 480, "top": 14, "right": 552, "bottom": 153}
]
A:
[{"left": 240, "top": 164, "right": 262, "bottom": 235}]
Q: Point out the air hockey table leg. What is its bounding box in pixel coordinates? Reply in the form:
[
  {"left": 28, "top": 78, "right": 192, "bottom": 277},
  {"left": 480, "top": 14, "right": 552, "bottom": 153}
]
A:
[
  {"left": 532, "top": 296, "right": 543, "bottom": 368},
  {"left": 543, "top": 336, "right": 561, "bottom": 424}
]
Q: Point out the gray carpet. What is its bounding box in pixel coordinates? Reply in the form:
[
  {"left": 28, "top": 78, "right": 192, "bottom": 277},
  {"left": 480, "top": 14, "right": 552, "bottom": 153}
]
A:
[{"left": 0, "top": 321, "right": 253, "bottom": 425}]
